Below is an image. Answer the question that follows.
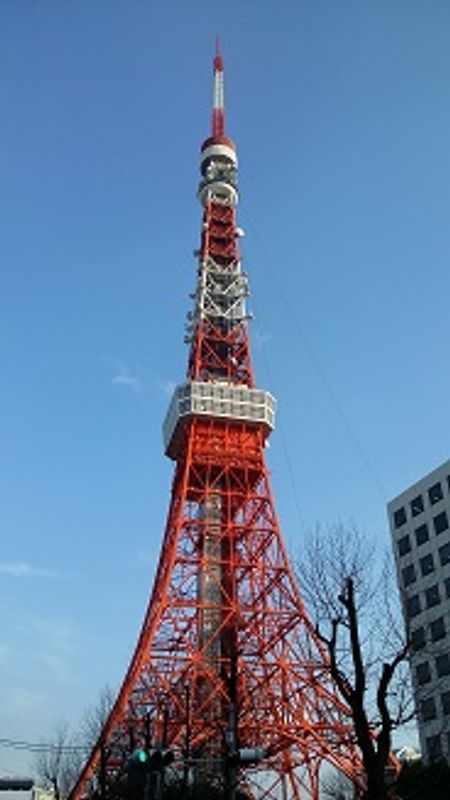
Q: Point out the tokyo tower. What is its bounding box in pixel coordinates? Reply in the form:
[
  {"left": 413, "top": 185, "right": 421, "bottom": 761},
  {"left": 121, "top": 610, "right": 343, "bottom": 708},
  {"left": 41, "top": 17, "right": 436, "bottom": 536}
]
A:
[{"left": 70, "top": 45, "right": 364, "bottom": 800}]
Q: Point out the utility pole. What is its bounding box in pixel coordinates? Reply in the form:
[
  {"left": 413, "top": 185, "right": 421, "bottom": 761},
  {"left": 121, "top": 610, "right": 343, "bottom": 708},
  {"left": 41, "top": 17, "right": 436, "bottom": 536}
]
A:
[
  {"left": 225, "top": 643, "right": 238, "bottom": 800},
  {"left": 225, "top": 700, "right": 238, "bottom": 800},
  {"left": 183, "top": 685, "right": 191, "bottom": 793}
]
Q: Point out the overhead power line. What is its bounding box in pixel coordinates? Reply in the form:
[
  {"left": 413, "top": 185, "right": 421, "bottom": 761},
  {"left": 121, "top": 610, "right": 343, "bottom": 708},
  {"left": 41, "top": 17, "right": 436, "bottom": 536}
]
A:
[{"left": 0, "top": 737, "right": 89, "bottom": 754}]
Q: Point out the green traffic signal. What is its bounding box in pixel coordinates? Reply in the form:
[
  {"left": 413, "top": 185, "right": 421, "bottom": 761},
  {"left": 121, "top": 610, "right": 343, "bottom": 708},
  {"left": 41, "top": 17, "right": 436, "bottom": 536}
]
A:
[
  {"left": 128, "top": 748, "right": 149, "bottom": 768},
  {"left": 128, "top": 747, "right": 174, "bottom": 772}
]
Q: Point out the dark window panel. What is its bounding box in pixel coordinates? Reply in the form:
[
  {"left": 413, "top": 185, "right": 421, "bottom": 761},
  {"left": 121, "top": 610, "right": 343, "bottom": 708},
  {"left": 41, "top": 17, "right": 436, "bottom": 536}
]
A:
[
  {"left": 421, "top": 697, "right": 437, "bottom": 721},
  {"left": 441, "top": 691, "right": 450, "bottom": 715},
  {"left": 436, "top": 654, "right": 450, "bottom": 678},
  {"left": 411, "top": 627, "right": 426, "bottom": 652},
  {"left": 417, "top": 661, "right": 432, "bottom": 685},
  {"left": 429, "top": 482, "right": 444, "bottom": 505},
  {"left": 430, "top": 617, "right": 446, "bottom": 642},
  {"left": 445, "top": 577, "right": 450, "bottom": 599},
  {"left": 406, "top": 594, "right": 421, "bottom": 618},
  {"left": 410, "top": 495, "right": 424, "bottom": 517},
  {"left": 397, "top": 534, "right": 411, "bottom": 557},
  {"left": 434, "top": 511, "right": 449, "bottom": 535},
  {"left": 420, "top": 553, "right": 434, "bottom": 577},
  {"left": 426, "top": 734, "right": 442, "bottom": 761},
  {"left": 439, "top": 542, "right": 450, "bottom": 566},
  {"left": 394, "top": 507, "right": 407, "bottom": 529},
  {"left": 425, "top": 585, "right": 441, "bottom": 608},
  {"left": 402, "top": 564, "right": 416, "bottom": 587},
  {"left": 415, "top": 523, "right": 429, "bottom": 546}
]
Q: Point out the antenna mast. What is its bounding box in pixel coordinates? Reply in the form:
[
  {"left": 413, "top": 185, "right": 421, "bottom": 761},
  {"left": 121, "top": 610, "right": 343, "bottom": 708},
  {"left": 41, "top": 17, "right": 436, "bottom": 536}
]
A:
[{"left": 212, "top": 36, "right": 225, "bottom": 137}]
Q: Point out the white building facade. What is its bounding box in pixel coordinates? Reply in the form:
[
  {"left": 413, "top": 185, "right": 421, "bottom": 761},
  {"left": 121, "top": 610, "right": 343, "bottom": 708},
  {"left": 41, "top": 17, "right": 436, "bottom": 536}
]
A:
[{"left": 388, "top": 459, "right": 450, "bottom": 762}]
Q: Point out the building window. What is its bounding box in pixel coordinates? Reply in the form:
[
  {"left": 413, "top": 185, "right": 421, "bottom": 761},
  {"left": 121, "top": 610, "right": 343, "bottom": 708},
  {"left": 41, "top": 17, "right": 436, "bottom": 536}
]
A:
[
  {"left": 406, "top": 594, "right": 421, "bottom": 618},
  {"left": 410, "top": 495, "right": 424, "bottom": 517},
  {"left": 420, "top": 553, "right": 435, "bottom": 577},
  {"left": 426, "top": 734, "right": 442, "bottom": 761},
  {"left": 445, "top": 577, "right": 450, "bottom": 599},
  {"left": 429, "top": 482, "right": 444, "bottom": 505},
  {"left": 402, "top": 564, "right": 416, "bottom": 587},
  {"left": 416, "top": 661, "right": 432, "bottom": 685},
  {"left": 397, "top": 534, "right": 411, "bottom": 557},
  {"left": 439, "top": 541, "right": 450, "bottom": 566},
  {"left": 441, "top": 691, "right": 450, "bottom": 715},
  {"left": 431, "top": 617, "right": 446, "bottom": 642},
  {"left": 415, "top": 523, "right": 429, "bottom": 546},
  {"left": 436, "top": 653, "right": 450, "bottom": 677},
  {"left": 411, "top": 627, "right": 426, "bottom": 651},
  {"left": 425, "top": 584, "right": 441, "bottom": 608},
  {"left": 421, "top": 697, "right": 437, "bottom": 721},
  {"left": 414, "top": 523, "right": 430, "bottom": 547},
  {"left": 394, "top": 507, "right": 407, "bottom": 529},
  {"left": 434, "top": 511, "right": 449, "bottom": 535}
]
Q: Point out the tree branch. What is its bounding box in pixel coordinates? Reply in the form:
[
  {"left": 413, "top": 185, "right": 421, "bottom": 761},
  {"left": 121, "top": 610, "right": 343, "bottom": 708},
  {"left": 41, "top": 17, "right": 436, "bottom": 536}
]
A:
[{"left": 376, "top": 642, "right": 410, "bottom": 763}]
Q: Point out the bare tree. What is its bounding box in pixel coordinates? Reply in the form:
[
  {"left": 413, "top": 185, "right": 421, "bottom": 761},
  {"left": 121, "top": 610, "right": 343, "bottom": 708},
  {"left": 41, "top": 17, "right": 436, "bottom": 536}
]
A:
[
  {"left": 35, "top": 723, "right": 82, "bottom": 800},
  {"left": 298, "top": 524, "right": 413, "bottom": 800},
  {"left": 79, "top": 684, "right": 115, "bottom": 751},
  {"left": 34, "top": 686, "right": 115, "bottom": 799}
]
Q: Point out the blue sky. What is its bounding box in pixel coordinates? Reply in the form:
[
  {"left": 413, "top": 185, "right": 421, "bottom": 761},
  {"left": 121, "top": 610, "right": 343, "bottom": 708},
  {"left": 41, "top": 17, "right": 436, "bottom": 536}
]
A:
[{"left": 2, "top": 0, "right": 450, "bottom": 775}]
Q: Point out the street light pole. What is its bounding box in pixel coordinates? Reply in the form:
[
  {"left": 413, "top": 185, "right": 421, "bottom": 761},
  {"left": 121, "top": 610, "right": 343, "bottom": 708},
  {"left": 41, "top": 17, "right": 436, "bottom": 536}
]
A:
[
  {"left": 226, "top": 701, "right": 238, "bottom": 800},
  {"left": 183, "top": 685, "right": 191, "bottom": 793}
]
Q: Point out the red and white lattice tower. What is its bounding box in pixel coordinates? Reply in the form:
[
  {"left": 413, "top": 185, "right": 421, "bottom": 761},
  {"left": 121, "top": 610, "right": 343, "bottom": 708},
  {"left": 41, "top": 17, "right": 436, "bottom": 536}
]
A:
[{"left": 70, "top": 45, "right": 365, "bottom": 800}]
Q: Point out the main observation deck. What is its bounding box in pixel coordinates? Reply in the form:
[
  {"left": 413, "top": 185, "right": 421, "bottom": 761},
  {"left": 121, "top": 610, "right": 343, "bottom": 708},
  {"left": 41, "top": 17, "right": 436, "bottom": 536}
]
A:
[{"left": 163, "top": 380, "right": 276, "bottom": 460}]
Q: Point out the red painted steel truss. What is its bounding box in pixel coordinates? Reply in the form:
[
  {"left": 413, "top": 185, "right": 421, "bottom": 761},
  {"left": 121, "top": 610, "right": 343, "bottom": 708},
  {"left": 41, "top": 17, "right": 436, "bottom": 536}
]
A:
[
  {"left": 70, "top": 420, "right": 365, "bottom": 800},
  {"left": 69, "top": 49, "right": 369, "bottom": 800}
]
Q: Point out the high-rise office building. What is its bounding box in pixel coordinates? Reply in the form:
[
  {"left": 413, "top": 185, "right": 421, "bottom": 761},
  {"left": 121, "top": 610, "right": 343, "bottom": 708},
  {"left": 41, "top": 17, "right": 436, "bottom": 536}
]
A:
[{"left": 388, "top": 459, "right": 450, "bottom": 762}]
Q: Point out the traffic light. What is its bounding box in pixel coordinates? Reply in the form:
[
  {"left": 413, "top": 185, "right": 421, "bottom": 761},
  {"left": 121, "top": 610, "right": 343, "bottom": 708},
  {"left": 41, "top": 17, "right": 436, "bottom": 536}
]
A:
[
  {"left": 228, "top": 748, "right": 267, "bottom": 767},
  {"left": 147, "top": 749, "right": 174, "bottom": 770},
  {"left": 127, "top": 750, "right": 149, "bottom": 799},
  {"left": 127, "top": 748, "right": 175, "bottom": 799},
  {"left": 129, "top": 750, "right": 150, "bottom": 766},
  {"left": 127, "top": 748, "right": 174, "bottom": 773}
]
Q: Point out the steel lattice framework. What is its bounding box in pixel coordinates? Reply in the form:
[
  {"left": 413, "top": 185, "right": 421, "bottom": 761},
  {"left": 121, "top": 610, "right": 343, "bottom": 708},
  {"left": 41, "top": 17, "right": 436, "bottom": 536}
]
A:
[{"left": 70, "top": 45, "right": 367, "bottom": 800}]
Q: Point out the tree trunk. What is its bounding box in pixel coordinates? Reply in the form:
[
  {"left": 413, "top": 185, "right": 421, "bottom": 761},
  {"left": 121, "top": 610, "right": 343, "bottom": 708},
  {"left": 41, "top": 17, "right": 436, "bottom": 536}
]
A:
[{"left": 364, "top": 768, "right": 389, "bottom": 800}]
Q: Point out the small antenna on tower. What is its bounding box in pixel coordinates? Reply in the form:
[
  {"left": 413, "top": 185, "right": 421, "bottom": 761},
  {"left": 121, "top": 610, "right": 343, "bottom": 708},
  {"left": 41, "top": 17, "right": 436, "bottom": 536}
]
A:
[
  {"left": 214, "top": 35, "right": 223, "bottom": 71},
  {"left": 212, "top": 36, "right": 225, "bottom": 138}
]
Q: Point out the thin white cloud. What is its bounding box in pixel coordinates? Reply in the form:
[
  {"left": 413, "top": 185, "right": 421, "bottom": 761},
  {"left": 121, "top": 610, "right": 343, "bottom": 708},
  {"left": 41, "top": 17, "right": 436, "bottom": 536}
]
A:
[
  {"left": 107, "top": 357, "right": 177, "bottom": 397},
  {"left": 106, "top": 354, "right": 143, "bottom": 392},
  {"left": 0, "top": 561, "right": 55, "bottom": 579},
  {"left": 112, "top": 370, "right": 141, "bottom": 391}
]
